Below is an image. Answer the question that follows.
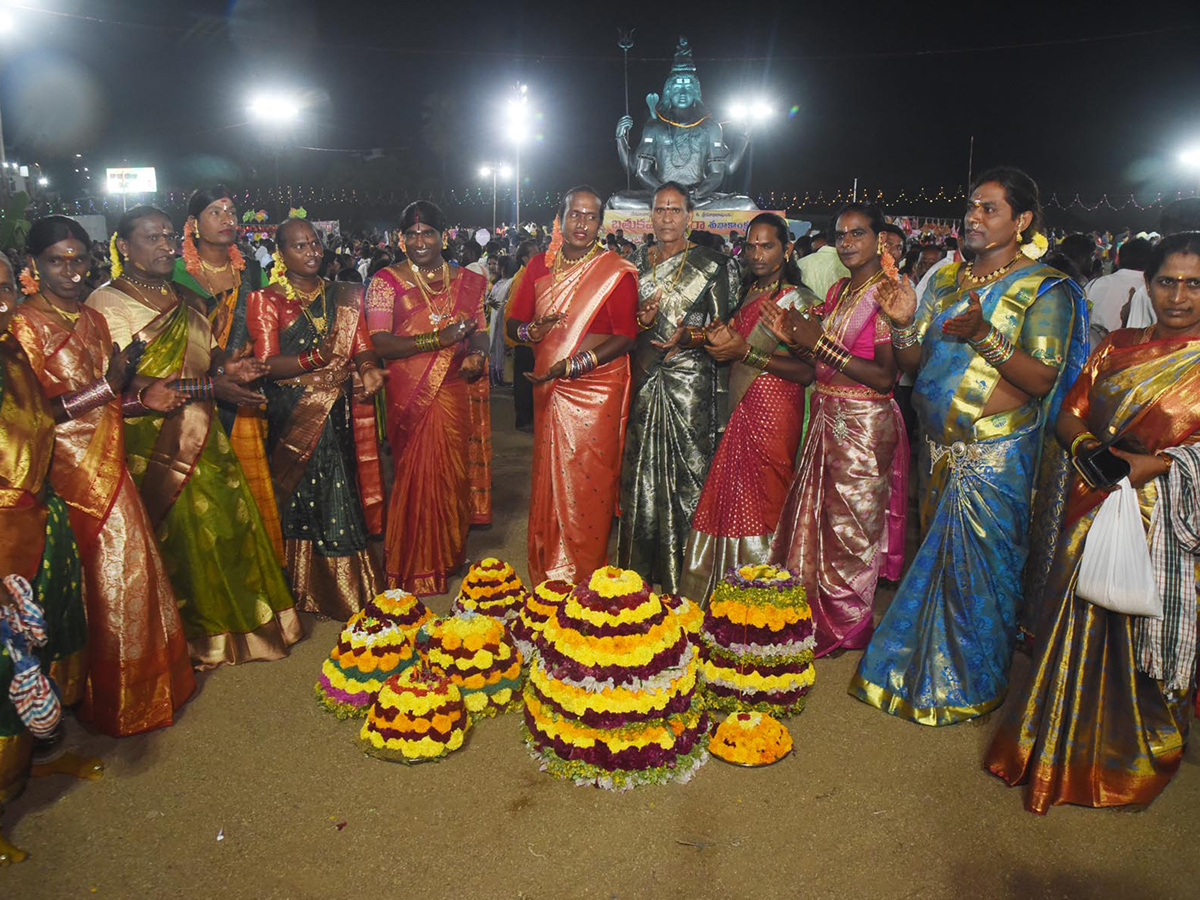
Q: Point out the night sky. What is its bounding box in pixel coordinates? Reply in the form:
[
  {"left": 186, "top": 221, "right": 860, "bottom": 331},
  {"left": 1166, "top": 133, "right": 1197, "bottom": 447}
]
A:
[{"left": 3, "top": 0, "right": 1200, "bottom": 222}]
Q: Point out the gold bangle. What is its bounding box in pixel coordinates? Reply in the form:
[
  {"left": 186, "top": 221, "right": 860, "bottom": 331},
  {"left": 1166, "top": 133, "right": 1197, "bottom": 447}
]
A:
[{"left": 1069, "top": 431, "right": 1097, "bottom": 459}]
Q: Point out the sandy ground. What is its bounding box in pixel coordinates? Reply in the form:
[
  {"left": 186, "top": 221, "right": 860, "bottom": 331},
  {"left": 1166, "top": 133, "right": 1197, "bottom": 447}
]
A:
[{"left": 5, "top": 386, "right": 1199, "bottom": 900}]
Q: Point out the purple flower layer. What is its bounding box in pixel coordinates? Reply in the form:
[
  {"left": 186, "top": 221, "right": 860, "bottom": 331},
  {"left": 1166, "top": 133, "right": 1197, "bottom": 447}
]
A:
[
  {"left": 528, "top": 682, "right": 695, "bottom": 729},
  {"left": 702, "top": 615, "right": 813, "bottom": 649},
  {"left": 722, "top": 566, "right": 803, "bottom": 590},
  {"left": 317, "top": 674, "right": 371, "bottom": 707},
  {"left": 570, "top": 585, "right": 651, "bottom": 614},
  {"left": 525, "top": 708, "right": 708, "bottom": 771},
  {"left": 540, "top": 634, "right": 689, "bottom": 685},
  {"left": 706, "top": 682, "right": 812, "bottom": 706},
  {"left": 702, "top": 651, "right": 812, "bottom": 678}
]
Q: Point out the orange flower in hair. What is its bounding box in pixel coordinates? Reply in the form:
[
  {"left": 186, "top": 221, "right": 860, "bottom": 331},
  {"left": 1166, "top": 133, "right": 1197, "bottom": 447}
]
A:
[
  {"left": 545, "top": 215, "right": 563, "bottom": 266},
  {"left": 181, "top": 218, "right": 201, "bottom": 277},
  {"left": 18, "top": 266, "right": 39, "bottom": 296},
  {"left": 228, "top": 244, "right": 246, "bottom": 271}
]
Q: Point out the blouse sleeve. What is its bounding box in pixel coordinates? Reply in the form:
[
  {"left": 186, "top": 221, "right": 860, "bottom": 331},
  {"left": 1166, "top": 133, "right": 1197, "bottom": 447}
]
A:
[
  {"left": 350, "top": 309, "right": 372, "bottom": 357},
  {"left": 602, "top": 272, "right": 638, "bottom": 339},
  {"left": 8, "top": 315, "right": 47, "bottom": 385},
  {"left": 508, "top": 256, "right": 542, "bottom": 322},
  {"left": 85, "top": 288, "right": 135, "bottom": 348},
  {"left": 245, "top": 289, "right": 280, "bottom": 360},
  {"left": 364, "top": 273, "right": 396, "bottom": 335},
  {"left": 1019, "top": 279, "right": 1071, "bottom": 369}
]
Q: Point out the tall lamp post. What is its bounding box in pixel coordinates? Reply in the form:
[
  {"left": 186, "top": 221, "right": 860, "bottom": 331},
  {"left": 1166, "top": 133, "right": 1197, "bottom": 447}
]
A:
[
  {"left": 479, "top": 163, "right": 512, "bottom": 235},
  {"left": 505, "top": 84, "right": 531, "bottom": 233}
]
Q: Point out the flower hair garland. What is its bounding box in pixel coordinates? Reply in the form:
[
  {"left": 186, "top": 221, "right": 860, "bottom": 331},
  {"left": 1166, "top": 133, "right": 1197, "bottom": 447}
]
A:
[
  {"left": 269, "top": 248, "right": 296, "bottom": 300},
  {"left": 18, "top": 265, "right": 39, "bottom": 296},
  {"left": 183, "top": 218, "right": 247, "bottom": 277},
  {"left": 544, "top": 215, "right": 563, "bottom": 265},
  {"left": 108, "top": 232, "right": 123, "bottom": 280},
  {"left": 1021, "top": 232, "right": 1049, "bottom": 260}
]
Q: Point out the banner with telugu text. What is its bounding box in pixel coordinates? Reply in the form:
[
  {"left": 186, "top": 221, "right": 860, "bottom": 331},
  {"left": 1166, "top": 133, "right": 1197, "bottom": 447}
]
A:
[{"left": 603, "top": 209, "right": 786, "bottom": 239}]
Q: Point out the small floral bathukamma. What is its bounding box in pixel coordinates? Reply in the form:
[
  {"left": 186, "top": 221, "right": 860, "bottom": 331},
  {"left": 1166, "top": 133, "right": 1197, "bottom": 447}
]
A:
[
  {"left": 700, "top": 564, "right": 816, "bottom": 717},
  {"left": 523, "top": 566, "right": 710, "bottom": 791},
  {"left": 709, "top": 711, "right": 794, "bottom": 766},
  {"left": 359, "top": 665, "right": 470, "bottom": 764},
  {"left": 451, "top": 557, "right": 529, "bottom": 623},
  {"left": 314, "top": 590, "right": 432, "bottom": 718},
  {"left": 510, "top": 579, "right": 574, "bottom": 662},
  {"left": 423, "top": 611, "right": 523, "bottom": 721}
]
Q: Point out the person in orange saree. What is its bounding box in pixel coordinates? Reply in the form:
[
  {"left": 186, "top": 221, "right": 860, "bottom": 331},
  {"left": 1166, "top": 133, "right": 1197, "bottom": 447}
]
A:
[
  {"left": 87, "top": 206, "right": 302, "bottom": 668},
  {"left": 678, "top": 213, "right": 816, "bottom": 604},
  {"left": 507, "top": 186, "right": 638, "bottom": 585},
  {"left": 172, "top": 186, "right": 283, "bottom": 563},
  {"left": 763, "top": 204, "right": 908, "bottom": 655},
  {"left": 0, "top": 252, "right": 95, "bottom": 866},
  {"left": 246, "top": 218, "right": 386, "bottom": 618},
  {"left": 11, "top": 216, "right": 195, "bottom": 737},
  {"left": 367, "top": 201, "right": 491, "bottom": 595},
  {"left": 986, "top": 232, "right": 1200, "bottom": 813}
]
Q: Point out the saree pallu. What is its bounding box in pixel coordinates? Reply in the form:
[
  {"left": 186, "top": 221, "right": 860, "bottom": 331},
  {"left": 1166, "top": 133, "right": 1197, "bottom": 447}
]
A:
[
  {"left": 173, "top": 259, "right": 284, "bottom": 563},
  {"left": 851, "top": 263, "right": 1088, "bottom": 725},
  {"left": 259, "top": 283, "right": 383, "bottom": 619},
  {"left": 771, "top": 383, "right": 906, "bottom": 655},
  {"left": 617, "top": 245, "right": 734, "bottom": 594},
  {"left": 986, "top": 330, "right": 1200, "bottom": 812},
  {"left": 10, "top": 308, "right": 194, "bottom": 736},
  {"left": 527, "top": 252, "right": 635, "bottom": 586},
  {"left": 681, "top": 291, "right": 807, "bottom": 605},
  {"left": 366, "top": 264, "right": 490, "bottom": 595},
  {"left": 0, "top": 340, "right": 86, "bottom": 802},
  {"left": 119, "top": 292, "right": 302, "bottom": 669}
]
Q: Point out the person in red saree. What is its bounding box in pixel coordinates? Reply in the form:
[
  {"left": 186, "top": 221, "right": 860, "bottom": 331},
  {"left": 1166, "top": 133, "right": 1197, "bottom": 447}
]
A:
[
  {"left": 11, "top": 216, "right": 195, "bottom": 737},
  {"left": 986, "top": 232, "right": 1200, "bottom": 813},
  {"left": 508, "top": 186, "right": 638, "bottom": 585},
  {"left": 246, "top": 218, "right": 386, "bottom": 618},
  {"left": 367, "top": 201, "right": 491, "bottom": 595},
  {"left": 678, "top": 214, "right": 817, "bottom": 604}
]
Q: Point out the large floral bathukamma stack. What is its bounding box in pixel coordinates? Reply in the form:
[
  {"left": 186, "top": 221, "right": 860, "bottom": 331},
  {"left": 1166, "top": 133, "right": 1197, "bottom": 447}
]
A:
[
  {"left": 510, "top": 579, "right": 573, "bottom": 662},
  {"left": 359, "top": 665, "right": 470, "bottom": 763},
  {"left": 424, "top": 612, "right": 523, "bottom": 720},
  {"left": 450, "top": 557, "right": 528, "bottom": 623},
  {"left": 315, "top": 590, "right": 433, "bottom": 718},
  {"left": 524, "top": 566, "right": 709, "bottom": 790},
  {"left": 700, "top": 564, "right": 815, "bottom": 716}
]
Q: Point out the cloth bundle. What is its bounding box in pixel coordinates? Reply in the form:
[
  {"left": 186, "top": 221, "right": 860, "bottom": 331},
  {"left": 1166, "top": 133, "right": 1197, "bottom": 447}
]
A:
[{"left": 0, "top": 574, "right": 62, "bottom": 738}]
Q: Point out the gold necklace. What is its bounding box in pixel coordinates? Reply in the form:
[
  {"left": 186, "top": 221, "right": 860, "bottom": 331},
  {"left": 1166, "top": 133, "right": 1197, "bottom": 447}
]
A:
[
  {"left": 412, "top": 261, "right": 454, "bottom": 325},
  {"left": 963, "top": 252, "right": 1022, "bottom": 286},
  {"left": 122, "top": 270, "right": 170, "bottom": 296},
  {"left": 38, "top": 292, "right": 81, "bottom": 325},
  {"left": 650, "top": 243, "right": 690, "bottom": 293},
  {"left": 296, "top": 281, "right": 328, "bottom": 337},
  {"left": 199, "top": 256, "right": 233, "bottom": 274},
  {"left": 553, "top": 242, "right": 601, "bottom": 281}
]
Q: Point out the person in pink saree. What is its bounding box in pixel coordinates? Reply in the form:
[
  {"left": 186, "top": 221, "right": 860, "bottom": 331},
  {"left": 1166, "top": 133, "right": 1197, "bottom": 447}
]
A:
[{"left": 765, "top": 204, "right": 908, "bottom": 656}]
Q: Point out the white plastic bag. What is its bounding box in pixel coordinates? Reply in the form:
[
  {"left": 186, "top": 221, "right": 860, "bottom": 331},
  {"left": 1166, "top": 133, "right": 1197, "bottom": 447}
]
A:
[{"left": 1076, "top": 477, "right": 1163, "bottom": 617}]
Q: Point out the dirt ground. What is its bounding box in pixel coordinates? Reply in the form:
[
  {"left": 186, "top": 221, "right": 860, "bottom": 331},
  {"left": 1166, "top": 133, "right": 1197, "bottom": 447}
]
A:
[{"left": 5, "top": 387, "right": 1199, "bottom": 900}]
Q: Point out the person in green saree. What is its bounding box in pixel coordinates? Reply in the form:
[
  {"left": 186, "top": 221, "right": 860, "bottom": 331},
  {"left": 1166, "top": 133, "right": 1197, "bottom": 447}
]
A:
[
  {"left": 245, "top": 218, "right": 386, "bottom": 620},
  {"left": 617, "top": 181, "right": 737, "bottom": 593},
  {"left": 172, "top": 186, "right": 283, "bottom": 563},
  {"left": 87, "top": 207, "right": 303, "bottom": 669}
]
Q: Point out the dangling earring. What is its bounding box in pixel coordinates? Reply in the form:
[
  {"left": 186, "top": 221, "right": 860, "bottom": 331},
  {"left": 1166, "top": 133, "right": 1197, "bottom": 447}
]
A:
[
  {"left": 1015, "top": 227, "right": 1024, "bottom": 245},
  {"left": 19, "top": 264, "right": 40, "bottom": 295},
  {"left": 876, "top": 233, "right": 886, "bottom": 257}
]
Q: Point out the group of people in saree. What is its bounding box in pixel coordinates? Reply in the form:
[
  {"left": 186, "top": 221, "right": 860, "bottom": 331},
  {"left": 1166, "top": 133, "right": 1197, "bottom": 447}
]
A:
[
  {"left": 2, "top": 162, "right": 1199, "bottom": 864},
  {"left": 0, "top": 190, "right": 496, "bottom": 862},
  {"left": 509, "top": 170, "right": 1198, "bottom": 815}
]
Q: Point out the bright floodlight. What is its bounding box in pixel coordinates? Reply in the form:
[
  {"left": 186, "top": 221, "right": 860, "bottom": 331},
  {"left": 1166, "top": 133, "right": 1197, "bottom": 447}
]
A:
[
  {"left": 0, "top": 10, "right": 14, "bottom": 34},
  {"left": 249, "top": 93, "right": 300, "bottom": 122},
  {"left": 499, "top": 164, "right": 513, "bottom": 179},
  {"left": 729, "top": 101, "right": 747, "bottom": 121},
  {"left": 37, "top": 177, "right": 49, "bottom": 187},
  {"left": 506, "top": 98, "right": 531, "bottom": 144},
  {"left": 1181, "top": 148, "right": 1200, "bottom": 168},
  {"left": 751, "top": 100, "right": 772, "bottom": 121},
  {"left": 480, "top": 166, "right": 493, "bottom": 177}
]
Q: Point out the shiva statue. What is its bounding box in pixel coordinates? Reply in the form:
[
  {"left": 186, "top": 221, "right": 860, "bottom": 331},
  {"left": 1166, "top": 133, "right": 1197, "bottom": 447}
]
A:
[{"left": 611, "top": 36, "right": 756, "bottom": 211}]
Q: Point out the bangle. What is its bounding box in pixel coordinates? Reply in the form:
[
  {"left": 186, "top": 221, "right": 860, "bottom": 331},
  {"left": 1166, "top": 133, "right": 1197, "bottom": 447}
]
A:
[
  {"left": 814, "top": 334, "right": 852, "bottom": 371},
  {"left": 889, "top": 319, "right": 920, "bottom": 350},
  {"left": 517, "top": 322, "right": 539, "bottom": 344},
  {"left": 1157, "top": 452, "right": 1174, "bottom": 472},
  {"left": 683, "top": 326, "right": 707, "bottom": 349},
  {"left": 414, "top": 331, "right": 441, "bottom": 353},
  {"left": 170, "top": 377, "right": 215, "bottom": 401},
  {"left": 741, "top": 346, "right": 771, "bottom": 371},
  {"left": 565, "top": 350, "right": 599, "bottom": 379},
  {"left": 122, "top": 385, "right": 150, "bottom": 417},
  {"left": 969, "top": 326, "right": 1015, "bottom": 367},
  {"left": 61, "top": 377, "right": 116, "bottom": 420},
  {"left": 1069, "top": 431, "right": 1097, "bottom": 459},
  {"left": 637, "top": 313, "right": 656, "bottom": 331},
  {"left": 358, "top": 360, "right": 381, "bottom": 375},
  {"left": 298, "top": 348, "right": 327, "bottom": 371}
]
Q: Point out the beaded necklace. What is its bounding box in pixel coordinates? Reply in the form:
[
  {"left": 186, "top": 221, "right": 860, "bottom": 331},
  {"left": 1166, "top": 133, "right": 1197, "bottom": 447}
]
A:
[{"left": 412, "top": 260, "right": 454, "bottom": 325}]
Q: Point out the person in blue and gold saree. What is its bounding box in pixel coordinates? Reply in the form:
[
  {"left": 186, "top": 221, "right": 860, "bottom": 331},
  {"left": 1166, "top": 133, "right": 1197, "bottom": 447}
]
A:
[{"left": 850, "top": 167, "right": 1089, "bottom": 725}]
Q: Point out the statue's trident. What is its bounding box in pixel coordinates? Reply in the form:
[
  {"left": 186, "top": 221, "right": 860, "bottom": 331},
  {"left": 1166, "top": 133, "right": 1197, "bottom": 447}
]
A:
[{"left": 618, "top": 28, "right": 635, "bottom": 190}]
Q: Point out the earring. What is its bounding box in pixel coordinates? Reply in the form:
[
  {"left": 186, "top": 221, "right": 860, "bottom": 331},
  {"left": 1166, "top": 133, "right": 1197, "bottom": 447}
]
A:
[{"left": 1015, "top": 228, "right": 1023, "bottom": 245}]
